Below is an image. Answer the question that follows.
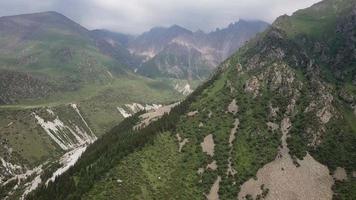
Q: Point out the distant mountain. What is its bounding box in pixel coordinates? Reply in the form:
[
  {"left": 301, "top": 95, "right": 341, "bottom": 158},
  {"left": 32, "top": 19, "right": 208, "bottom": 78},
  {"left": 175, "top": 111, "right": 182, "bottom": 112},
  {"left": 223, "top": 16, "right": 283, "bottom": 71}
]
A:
[
  {"left": 128, "top": 25, "right": 193, "bottom": 60},
  {"left": 90, "top": 29, "right": 141, "bottom": 68},
  {"left": 0, "top": 11, "right": 131, "bottom": 103},
  {"left": 129, "top": 20, "right": 269, "bottom": 79},
  {"left": 88, "top": 20, "right": 269, "bottom": 81}
]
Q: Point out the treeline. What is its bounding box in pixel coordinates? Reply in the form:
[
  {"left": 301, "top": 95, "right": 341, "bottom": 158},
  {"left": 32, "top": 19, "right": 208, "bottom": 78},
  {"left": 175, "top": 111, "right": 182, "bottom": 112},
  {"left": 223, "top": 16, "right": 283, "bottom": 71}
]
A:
[{"left": 27, "top": 67, "right": 223, "bottom": 200}]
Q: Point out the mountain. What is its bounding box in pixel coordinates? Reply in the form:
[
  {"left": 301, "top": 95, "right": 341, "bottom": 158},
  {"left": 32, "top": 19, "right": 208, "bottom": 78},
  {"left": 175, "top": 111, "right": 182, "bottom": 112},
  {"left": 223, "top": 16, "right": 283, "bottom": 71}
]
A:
[
  {"left": 0, "top": 11, "right": 120, "bottom": 103},
  {"left": 90, "top": 29, "right": 140, "bottom": 68},
  {"left": 129, "top": 20, "right": 269, "bottom": 80},
  {"left": 128, "top": 25, "right": 193, "bottom": 60},
  {"left": 0, "top": 11, "right": 182, "bottom": 199},
  {"left": 25, "top": 0, "right": 356, "bottom": 199}
]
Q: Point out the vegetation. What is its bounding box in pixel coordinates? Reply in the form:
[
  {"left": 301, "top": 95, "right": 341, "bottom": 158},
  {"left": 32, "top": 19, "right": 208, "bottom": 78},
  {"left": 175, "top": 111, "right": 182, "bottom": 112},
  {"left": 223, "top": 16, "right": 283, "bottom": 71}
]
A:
[{"left": 14, "top": 0, "right": 356, "bottom": 199}]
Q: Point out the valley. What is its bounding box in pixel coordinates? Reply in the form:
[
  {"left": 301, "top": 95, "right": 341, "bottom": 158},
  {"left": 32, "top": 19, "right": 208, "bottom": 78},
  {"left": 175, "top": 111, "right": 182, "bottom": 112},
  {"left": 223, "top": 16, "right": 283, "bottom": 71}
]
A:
[
  {"left": 1, "top": 0, "right": 356, "bottom": 199},
  {"left": 0, "top": 8, "right": 267, "bottom": 199}
]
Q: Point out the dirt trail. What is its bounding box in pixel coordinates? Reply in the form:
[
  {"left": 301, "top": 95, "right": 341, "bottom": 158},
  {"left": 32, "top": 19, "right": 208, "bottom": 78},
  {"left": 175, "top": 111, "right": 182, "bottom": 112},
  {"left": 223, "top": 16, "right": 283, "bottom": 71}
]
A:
[{"left": 238, "top": 117, "right": 334, "bottom": 200}]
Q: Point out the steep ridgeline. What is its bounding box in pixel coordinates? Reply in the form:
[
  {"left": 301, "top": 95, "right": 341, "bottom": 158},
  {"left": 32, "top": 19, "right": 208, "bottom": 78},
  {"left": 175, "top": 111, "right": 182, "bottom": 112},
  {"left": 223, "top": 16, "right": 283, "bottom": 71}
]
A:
[
  {"left": 128, "top": 20, "right": 269, "bottom": 80},
  {"left": 28, "top": 0, "right": 356, "bottom": 199}
]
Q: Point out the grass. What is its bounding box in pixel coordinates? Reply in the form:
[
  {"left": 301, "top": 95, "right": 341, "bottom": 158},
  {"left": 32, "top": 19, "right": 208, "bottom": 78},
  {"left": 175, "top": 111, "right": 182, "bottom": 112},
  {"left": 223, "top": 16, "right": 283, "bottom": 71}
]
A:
[
  {"left": 0, "top": 108, "right": 61, "bottom": 167},
  {"left": 83, "top": 132, "right": 202, "bottom": 200}
]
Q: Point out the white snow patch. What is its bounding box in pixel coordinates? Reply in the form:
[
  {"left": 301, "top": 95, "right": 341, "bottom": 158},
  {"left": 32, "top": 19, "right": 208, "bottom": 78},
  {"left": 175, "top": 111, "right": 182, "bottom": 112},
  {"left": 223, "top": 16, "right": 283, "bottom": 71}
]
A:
[
  {"left": 33, "top": 106, "right": 96, "bottom": 151},
  {"left": 117, "top": 107, "right": 132, "bottom": 118},
  {"left": 46, "top": 145, "right": 87, "bottom": 184},
  {"left": 1, "top": 162, "right": 43, "bottom": 200},
  {"left": 117, "top": 103, "right": 162, "bottom": 118},
  {"left": 175, "top": 83, "right": 193, "bottom": 95},
  {"left": 106, "top": 70, "right": 113, "bottom": 78},
  {"left": 34, "top": 114, "right": 75, "bottom": 150},
  {"left": 6, "top": 122, "right": 14, "bottom": 127},
  {"left": 70, "top": 103, "right": 96, "bottom": 141},
  {"left": 125, "top": 103, "right": 145, "bottom": 113},
  {"left": 135, "top": 102, "right": 179, "bottom": 129},
  {"left": 46, "top": 109, "right": 55, "bottom": 116},
  {"left": 21, "top": 174, "right": 42, "bottom": 200},
  {"left": 1, "top": 157, "right": 22, "bottom": 175}
]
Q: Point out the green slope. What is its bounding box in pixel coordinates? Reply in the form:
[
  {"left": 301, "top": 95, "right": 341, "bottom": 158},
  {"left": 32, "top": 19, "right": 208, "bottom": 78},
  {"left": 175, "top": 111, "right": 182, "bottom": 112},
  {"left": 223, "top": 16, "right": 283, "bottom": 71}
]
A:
[{"left": 0, "top": 11, "right": 185, "bottom": 199}]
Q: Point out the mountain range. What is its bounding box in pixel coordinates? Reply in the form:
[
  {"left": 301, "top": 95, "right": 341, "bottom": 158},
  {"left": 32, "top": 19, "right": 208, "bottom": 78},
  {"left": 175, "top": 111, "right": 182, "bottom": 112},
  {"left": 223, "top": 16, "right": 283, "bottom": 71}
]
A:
[
  {"left": 98, "top": 20, "right": 269, "bottom": 80},
  {"left": 0, "top": 10, "right": 268, "bottom": 199},
  {"left": 19, "top": 0, "right": 356, "bottom": 199}
]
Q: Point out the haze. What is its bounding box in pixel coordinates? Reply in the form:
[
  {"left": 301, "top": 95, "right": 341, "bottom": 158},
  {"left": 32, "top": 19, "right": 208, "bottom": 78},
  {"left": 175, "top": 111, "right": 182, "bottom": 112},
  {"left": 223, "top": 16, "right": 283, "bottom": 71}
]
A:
[{"left": 0, "top": 0, "right": 321, "bottom": 34}]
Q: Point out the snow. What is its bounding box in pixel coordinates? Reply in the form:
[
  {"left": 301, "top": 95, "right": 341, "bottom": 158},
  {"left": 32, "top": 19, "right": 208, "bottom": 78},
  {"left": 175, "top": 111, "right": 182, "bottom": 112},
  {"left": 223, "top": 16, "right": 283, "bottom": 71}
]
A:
[
  {"left": 175, "top": 83, "right": 193, "bottom": 95},
  {"left": 125, "top": 103, "right": 145, "bottom": 113},
  {"left": 33, "top": 105, "right": 96, "bottom": 150},
  {"left": 21, "top": 174, "right": 42, "bottom": 200},
  {"left": 134, "top": 102, "right": 179, "bottom": 129},
  {"left": 33, "top": 114, "right": 74, "bottom": 150},
  {"left": 46, "top": 145, "right": 87, "bottom": 184},
  {"left": 1, "top": 162, "right": 43, "bottom": 199},
  {"left": 70, "top": 103, "right": 96, "bottom": 141},
  {"left": 117, "top": 103, "right": 163, "bottom": 118},
  {"left": 117, "top": 107, "right": 132, "bottom": 118},
  {"left": 46, "top": 109, "right": 55, "bottom": 116},
  {"left": 5, "top": 104, "right": 97, "bottom": 199},
  {"left": 106, "top": 70, "right": 113, "bottom": 78},
  {"left": 1, "top": 157, "right": 22, "bottom": 175}
]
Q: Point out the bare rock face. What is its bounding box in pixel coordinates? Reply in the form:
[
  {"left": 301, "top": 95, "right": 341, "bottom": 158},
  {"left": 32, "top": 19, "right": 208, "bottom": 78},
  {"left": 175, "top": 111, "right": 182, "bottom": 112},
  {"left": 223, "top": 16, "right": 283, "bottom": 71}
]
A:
[
  {"left": 206, "top": 176, "right": 221, "bottom": 200},
  {"left": 339, "top": 89, "right": 354, "bottom": 103},
  {"left": 269, "top": 104, "right": 279, "bottom": 118},
  {"left": 333, "top": 167, "right": 348, "bottom": 181},
  {"left": 206, "top": 160, "right": 218, "bottom": 171},
  {"left": 227, "top": 99, "right": 239, "bottom": 114},
  {"left": 244, "top": 76, "right": 260, "bottom": 97},
  {"left": 266, "top": 122, "right": 279, "bottom": 131},
  {"left": 201, "top": 134, "right": 215, "bottom": 157},
  {"left": 236, "top": 63, "right": 243, "bottom": 73},
  {"left": 187, "top": 110, "right": 199, "bottom": 117},
  {"left": 316, "top": 94, "right": 334, "bottom": 124},
  {"left": 317, "top": 106, "right": 333, "bottom": 124},
  {"left": 238, "top": 116, "right": 334, "bottom": 200}
]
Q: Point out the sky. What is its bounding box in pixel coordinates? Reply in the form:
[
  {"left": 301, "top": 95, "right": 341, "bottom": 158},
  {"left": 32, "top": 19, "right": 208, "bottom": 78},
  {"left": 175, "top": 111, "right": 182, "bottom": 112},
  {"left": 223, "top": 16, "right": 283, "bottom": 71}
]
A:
[{"left": 0, "top": 0, "right": 322, "bottom": 34}]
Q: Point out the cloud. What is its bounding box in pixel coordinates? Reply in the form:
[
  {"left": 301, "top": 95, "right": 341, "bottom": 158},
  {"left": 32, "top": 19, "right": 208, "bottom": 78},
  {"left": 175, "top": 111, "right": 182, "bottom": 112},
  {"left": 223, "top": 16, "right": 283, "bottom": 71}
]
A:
[{"left": 0, "top": 0, "right": 322, "bottom": 34}]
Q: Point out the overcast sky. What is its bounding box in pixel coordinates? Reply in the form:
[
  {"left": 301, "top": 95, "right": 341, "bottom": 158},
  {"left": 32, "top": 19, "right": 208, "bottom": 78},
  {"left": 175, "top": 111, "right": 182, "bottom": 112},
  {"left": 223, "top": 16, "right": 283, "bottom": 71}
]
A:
[{"left": 0, "top": 0, "right": 321, "bottom": 34}]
